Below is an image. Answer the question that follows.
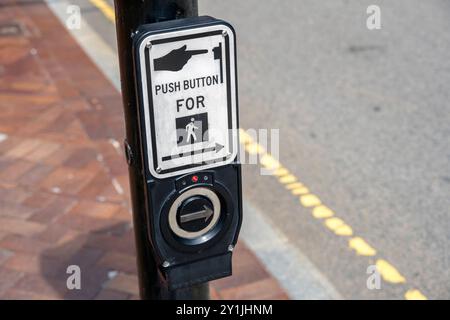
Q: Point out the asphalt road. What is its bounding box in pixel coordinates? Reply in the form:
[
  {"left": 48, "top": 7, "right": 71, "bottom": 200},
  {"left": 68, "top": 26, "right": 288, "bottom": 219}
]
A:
[{"left": 76, "top": 0, "right": 450, "bottom": 299}]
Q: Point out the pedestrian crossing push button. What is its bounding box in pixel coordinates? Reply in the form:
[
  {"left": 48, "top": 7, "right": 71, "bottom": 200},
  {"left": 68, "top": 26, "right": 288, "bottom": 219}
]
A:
[
  {"left": 177, "top": 196, "right": 213, "bottom": 232},
  {"left": 168, "top": 187, "right": 221, "bottom": 240}
]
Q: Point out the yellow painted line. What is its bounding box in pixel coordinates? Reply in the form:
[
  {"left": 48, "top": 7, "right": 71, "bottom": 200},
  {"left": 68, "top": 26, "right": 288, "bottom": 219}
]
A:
[
  {"left": 405, "top": 289, "right": 428, "bottom": 300},
  {"left": 299, "top": 194, "right": 322, "bottom": 207},
  {"left": 324, "top": 217, "right": 354, "bottom": 236},
  {"left": 334, "top": 224, "right": 353, "bottom": 236},
  {"left": 279, "top": 174, "right": 297, "bottom": 184},
  {"left": 376, "top": 259, "right": 406, "bottom": 284},
  {"left": 238, "top": 128, "right": 427, "bottom": 299},
  {"left": 260, "top": 153, "right": 281, "bottom": 170},
  {"left": 348, "top": 237, "right": 376, "bottom": 256},
  {"left": 291, "top": 186, "right": 310, "bottom": 195},
  {"left": 245, "top": 142, "right": 265, "bottom": 155},
  {"left": 273, "top": 167, "right": 289, "bottom": 177},
  {"left": 324, "top": 217, "right": 345, "bottom": 230},
  {"left": 239, "top": 129, "right": 254, "bottom": 145},
  {"left": 89, "top": 0, "right": 116, "bottom": 23},
  {"left": 285, "top": 182, "right": 304, "bottom": 190},
  {"left": 312, "top": 205, "right": 334, "bottom": 219}
]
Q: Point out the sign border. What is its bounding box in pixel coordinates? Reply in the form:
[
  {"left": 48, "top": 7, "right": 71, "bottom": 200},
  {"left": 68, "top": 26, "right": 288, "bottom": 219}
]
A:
[{"left": 137, "top": 23, "right": 238, "bottom": 179}]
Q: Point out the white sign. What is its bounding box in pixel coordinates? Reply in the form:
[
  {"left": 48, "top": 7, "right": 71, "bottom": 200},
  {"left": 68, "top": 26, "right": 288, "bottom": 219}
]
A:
[{"left": 137, "top": 23, "right": 238, "bottom": 179}]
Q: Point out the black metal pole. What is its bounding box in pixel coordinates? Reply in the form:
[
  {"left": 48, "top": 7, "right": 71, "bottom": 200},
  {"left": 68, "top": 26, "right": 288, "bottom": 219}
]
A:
[{"left": 113, "top": 0, "right": 207, "bottom": 300}]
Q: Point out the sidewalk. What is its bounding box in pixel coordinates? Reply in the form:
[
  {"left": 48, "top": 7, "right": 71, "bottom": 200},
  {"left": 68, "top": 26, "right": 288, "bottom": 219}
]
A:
[{"left": 0, "top": 0, "right": 288, "bottom": 299}]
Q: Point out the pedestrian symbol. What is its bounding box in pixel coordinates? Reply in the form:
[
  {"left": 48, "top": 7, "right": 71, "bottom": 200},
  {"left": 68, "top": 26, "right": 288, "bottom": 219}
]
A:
[
  {"left": 176, "top": 113, "right": 208, "bottom": 146},
  {"left": 186, "top": 118, "right": 198, "bottom": 143}
]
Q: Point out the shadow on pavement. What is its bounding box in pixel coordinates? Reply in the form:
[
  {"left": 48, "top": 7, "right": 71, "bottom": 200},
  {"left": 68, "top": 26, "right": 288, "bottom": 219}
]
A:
[{"left": 40, "top": 222, "right": 135, "bottom": 300}]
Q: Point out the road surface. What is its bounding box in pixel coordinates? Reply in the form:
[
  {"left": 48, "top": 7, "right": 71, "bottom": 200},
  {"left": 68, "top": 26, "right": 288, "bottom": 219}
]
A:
[{"left": 65, "top": 0, "right": 450, "bottom": 299}]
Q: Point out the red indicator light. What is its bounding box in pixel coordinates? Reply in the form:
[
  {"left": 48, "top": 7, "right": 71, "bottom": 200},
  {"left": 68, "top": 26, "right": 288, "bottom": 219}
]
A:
[{"left": 191, "top": 175, "right": 199, "bottom": 183}]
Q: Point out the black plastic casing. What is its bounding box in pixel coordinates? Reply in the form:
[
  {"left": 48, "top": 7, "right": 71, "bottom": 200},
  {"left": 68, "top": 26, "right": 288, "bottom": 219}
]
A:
[{"left": 132, "top": 16, "right": 242, "bottom": 290}]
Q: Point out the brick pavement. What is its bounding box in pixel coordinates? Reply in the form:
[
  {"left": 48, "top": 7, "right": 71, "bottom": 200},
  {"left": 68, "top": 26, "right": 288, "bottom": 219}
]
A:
[{"left": 0, "top": 0, "right": 288, "bottom": 299}]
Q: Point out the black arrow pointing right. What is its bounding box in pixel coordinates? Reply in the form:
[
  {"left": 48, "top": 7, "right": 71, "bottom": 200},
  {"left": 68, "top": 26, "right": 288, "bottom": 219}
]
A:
[
  {"left": 180, "top": 205, "right": 213, "bottom": 224},
  {"left": 162, "top": 143, "right": 224, "bottom": 162}
]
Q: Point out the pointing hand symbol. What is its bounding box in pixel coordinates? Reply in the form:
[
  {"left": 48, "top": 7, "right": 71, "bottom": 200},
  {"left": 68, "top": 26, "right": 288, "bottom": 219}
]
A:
[{"left": 154, "top": 45, "right": 208, "bottom": 72}]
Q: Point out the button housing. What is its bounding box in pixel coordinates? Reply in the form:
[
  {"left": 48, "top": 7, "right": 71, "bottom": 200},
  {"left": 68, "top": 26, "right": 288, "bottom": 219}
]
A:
[{"left": 175, "top": 172, "right": 214, "bottom": 191}]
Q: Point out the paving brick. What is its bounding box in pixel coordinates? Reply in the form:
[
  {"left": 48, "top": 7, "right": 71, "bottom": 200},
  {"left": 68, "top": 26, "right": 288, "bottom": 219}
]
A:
[
  {"left": 41, "top": 145, "right": 75, "bottom": 166},
  {"left": 0, "top": 249, "right": 13, "bottom": 266},
  {"left": 53, "top": 78, "right": 80, "bottom": 99},
  {"left": 0, "top": 136, "right": 20, "bottom": 155},
  {"left": 0, "top": 231, "right": 8, "bottom": 241},
  {"left": 13, "top": 274, "right": 63, "bottom": 299},
  {"left": 0, "top": 159, "right": 34, "bottom": 182},
  {"left": 97, "top": 147, "right": 128, "bottom": 177},
  {"left": 95, "top": 289, "right": 130, "bottom": 300},
  {"left": 96, "top": 252, "right": 137, "bottom": 275},
  {"left": 61, "top": 118, "right": 91, "bottom": 143},
  {"left": 77, "top": 110, "right": 115, "bottom": 140},
  {"left": 115, "top": 174, "right": 131, "bottom": 196},
  {"left": 0, "top": 234, "right": 53, "bottom": 255},
  {"left": 77, "top": 78, "right": 115, "bottom": 99},
  {"left": 22, "top": 190, "right": 56, "bottom": 209},
  {"left": 41, "top": 237, "right": 88, "bottom": 262},
  {"left": 210, "top": 286, "right": 221, "bottom": 300},
  {"left": 64, "top": 266, "right": 108, "bottom": 300},
  {"left": 104, "top": 273, "right": 139, "bottom": 296},
  {"left": 23, "top": 141, "right": 60, "bottom": 162},
  {"left": 212, "top": 248, "right": 269, "bottom": 291},
  {"left": 3, "top": 252, "right": 63, "bottom": 277},
  {"left": 2, "top": 288, "right": 61, "bottom": 300},
  {"left": 17, "top": 162, "right": 54, "bottom": 186},
  {"left": 67, "top": 199, "right": 121, "bottom": 220},
  {"left": 62, "top": 97, "right": 90, "bottom": 112},
  {"left": 97, "top": 180, "right": 128, "bottom": 203},
  {"left": 35, "top": 223, "right": 79, "bottom": 245},
  {"left": 39, "top": 166, "right": 97, "bottom": 195},
  {"left": 0, "top": 158, "right": 14, "bottom": 172},
  {"left": 98, "top": 221, "right": 133, "bottom": 237},
  {"left": 65, "top": 246, "right": 105, "bottom": 270},
  {"left": 29, "top": 196, "right": 77, "bottom": 224},
  {"left": 0, "top": 200, "right": 35, "bottom": 219},
  {"left": 0, "top": 184, "right": 31, "bottom": 204},
  {"left": 0, "top": 217, "right": 46, "bottom": 236},
  {"left": 4, "top": 139, "right": 42, "bottom": 159},
  {"left": 55, "top": 213, "right": 125, "bottom": 233},
  {"left": 113, "top": 207, "right": 133, "bottom": 221},
  {"left": 219, "top": 278, "right": 286, "bottom": 300},
  {"left": 84, "top": 228, "right": 136, "bottom": 255},
  {"left": 20, "top": 106, "right": 63, "bottom": 136},
  {"left": 63, "top": 147, "right": 98, "bottom": 169},
  {"left": 0, "top": 267, "right": 24, "bottom": 296},
  {"left": 77, "top": 171, "right": 112, "bottom": 199}
]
